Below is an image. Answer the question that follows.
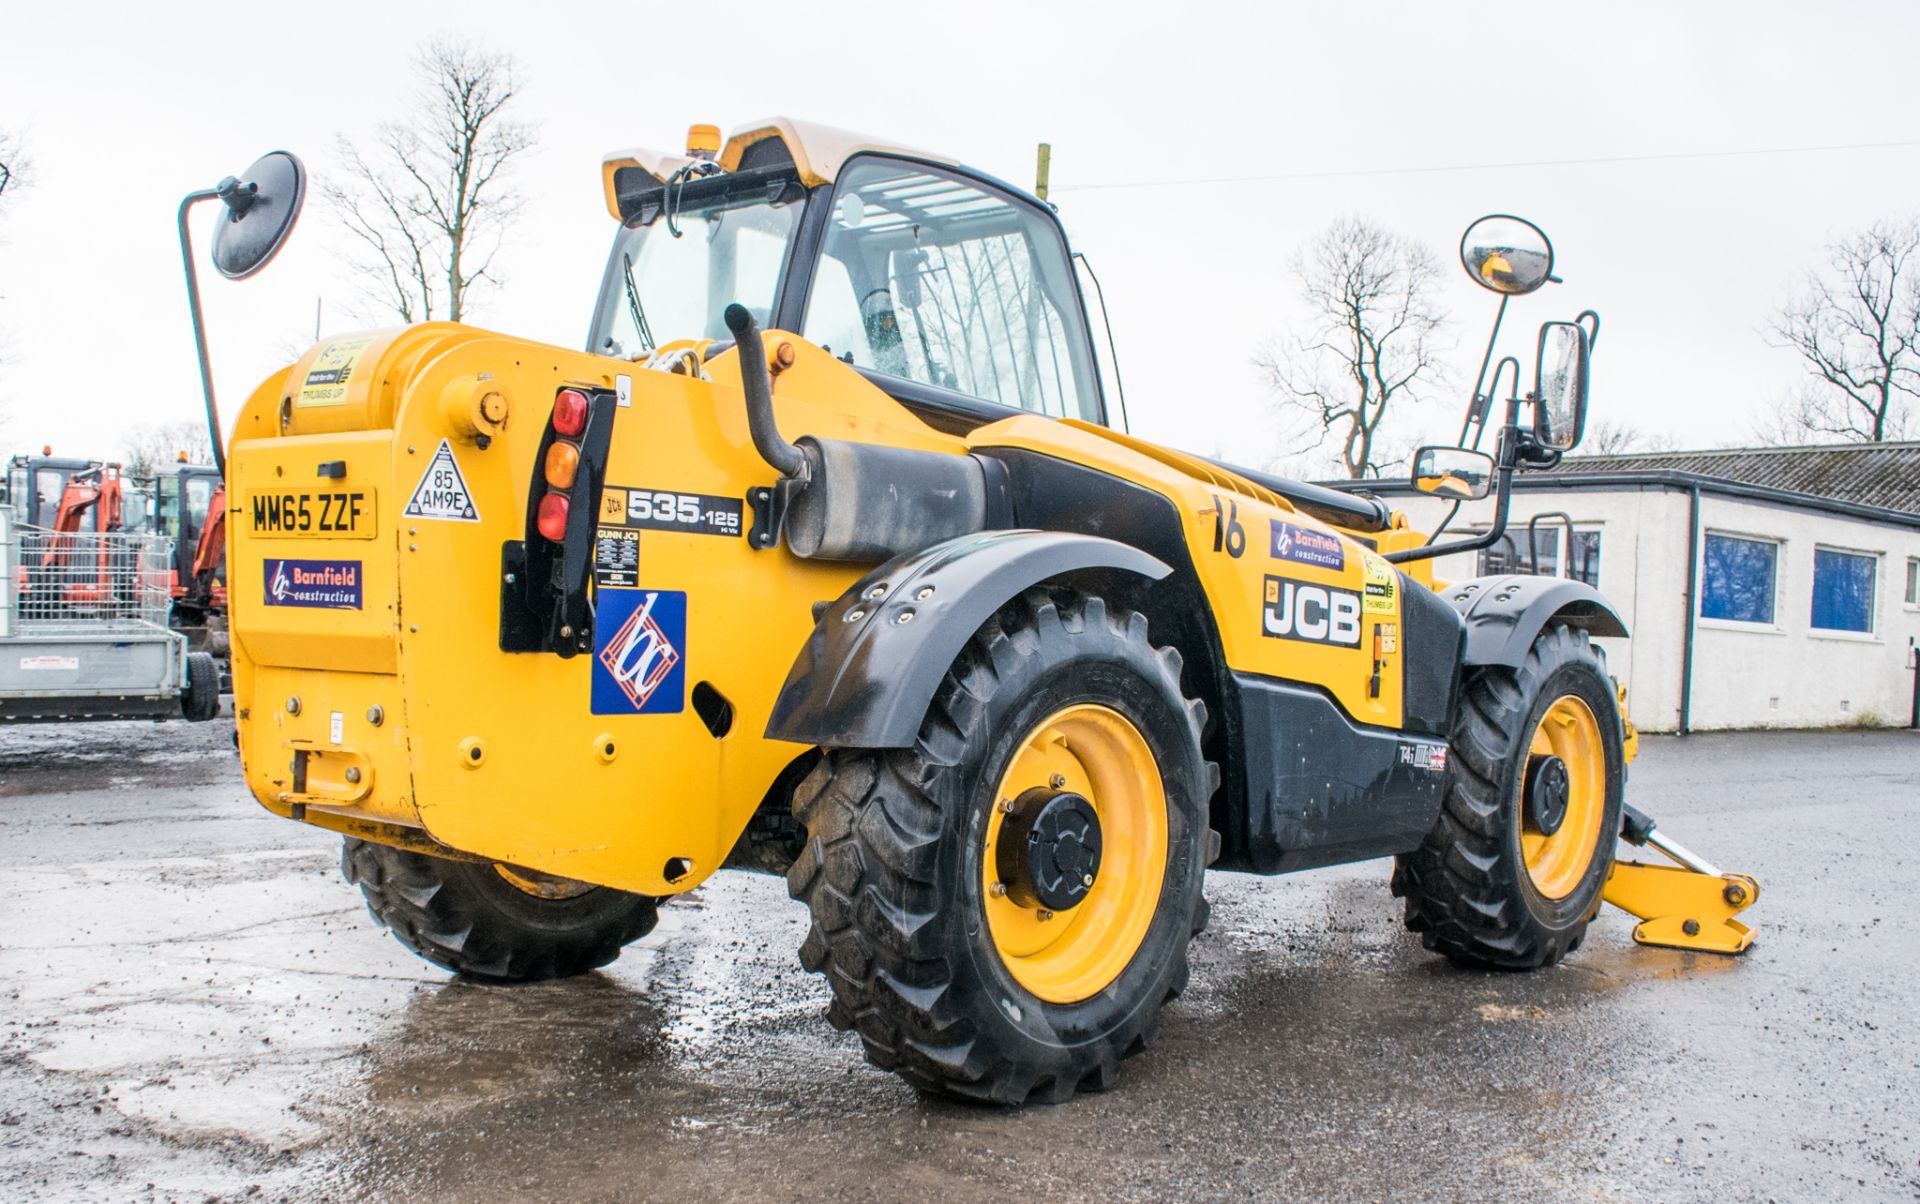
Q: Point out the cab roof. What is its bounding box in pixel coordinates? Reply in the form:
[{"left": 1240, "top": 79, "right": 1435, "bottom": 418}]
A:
[{"left": 600, "top": 116, "right": 959, "bottom": 220}]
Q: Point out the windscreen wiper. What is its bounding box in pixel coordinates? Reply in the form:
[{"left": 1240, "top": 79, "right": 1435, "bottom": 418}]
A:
[{"left": 623, "top": 252, "right": 656, "bottom": 353}]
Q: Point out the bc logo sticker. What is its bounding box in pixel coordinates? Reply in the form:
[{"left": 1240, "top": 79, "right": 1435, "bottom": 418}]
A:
[
  {"left": 592, "top": 589, "right": 686, "bottom": 714},
  {"left": 1269, "top": 520, "right": 1346, "bottom": 571},
  {"left": 263, "top": 558, "right": 362, "bottom": 609}
]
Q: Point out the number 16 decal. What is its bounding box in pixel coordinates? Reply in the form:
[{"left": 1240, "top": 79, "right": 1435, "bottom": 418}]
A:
[{"left": 1211, "top": 494, "right": 1245, "bottom": 558}]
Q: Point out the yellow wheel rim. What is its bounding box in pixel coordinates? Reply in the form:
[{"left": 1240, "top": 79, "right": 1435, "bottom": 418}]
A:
[
  {"left": 983, "top": 704, "right": 1168, "bottom": 1004},
  {"left": 1520, "top": 694, "right": 1607, "bottom": 899}
]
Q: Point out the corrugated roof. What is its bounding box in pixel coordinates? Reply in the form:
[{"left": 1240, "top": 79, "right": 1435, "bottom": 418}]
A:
[{"left": 1552, "top": 441, "right": 1920, "bottom": 516}]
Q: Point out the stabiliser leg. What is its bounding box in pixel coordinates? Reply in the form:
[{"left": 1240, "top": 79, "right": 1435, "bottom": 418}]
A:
[{"left": 1602, "top": 804, "right": 1759, "bottom": 955}]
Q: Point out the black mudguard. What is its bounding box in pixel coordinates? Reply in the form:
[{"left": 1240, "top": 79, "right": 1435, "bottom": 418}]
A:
[
  {"left": 1441, "top": 574, "right": 1629, "bottom": 668},
  {"left": 766, "top": 529, "right": 1171, "bottom": 749}
]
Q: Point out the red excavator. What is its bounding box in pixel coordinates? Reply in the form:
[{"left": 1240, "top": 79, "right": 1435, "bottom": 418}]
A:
[
  {"left": 4, "top": 452, "right": 228, "bottom": 659},
  {"left": 147, "top": 458, "right": 228, "bottom": 660}
]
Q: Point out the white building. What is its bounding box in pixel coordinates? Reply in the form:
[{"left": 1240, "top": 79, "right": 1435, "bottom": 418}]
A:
[{"left": 1349, "top": 443, "right": 1920, "bottom": 733}]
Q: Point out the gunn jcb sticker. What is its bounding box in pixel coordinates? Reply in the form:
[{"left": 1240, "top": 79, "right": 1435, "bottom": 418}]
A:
[{"left": 1262, "top": 575, "right": 1362, "bottom": 647}]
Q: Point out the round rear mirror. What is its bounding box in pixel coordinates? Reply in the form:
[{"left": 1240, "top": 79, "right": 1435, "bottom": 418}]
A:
[
  {"left": 1460, "top": 214, "right": 1553, "bottom": 296},
  {"left": 211, "top": 150, "right": 306, "bottom": 280}
]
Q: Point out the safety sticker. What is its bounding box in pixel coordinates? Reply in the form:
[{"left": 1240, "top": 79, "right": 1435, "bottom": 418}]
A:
[
  {"left": 19, "top": 655, "right": 79, "bottom": 672},
  {"left": 599, "top": 485, "right": 743, "bottom": 538},
  {"left": 1262, "top": 574, "right": 1362, "bottom": 647},
  {"left": 297, "top": 336, "right": 374, "bottom": 408},
  {"left": 594, "top": 526, "right": 641, "bottom": 587},
  {"left": 403, "top": 440, "right": 480, "bottom": 522},
  {"left": 1377, "top": 622, "right": 1399, "bottom": 654},
  {"left": 1362, "top": 554, "right": 1397, "bottom": 614},
  {"left": 1269, "top": 520, "right": 1345, "bottom": 571},
  {"left": 593, "top": 589, "right": 686, "bottom": 715},
  {"left": 1400, "top": 743, "right": 1448, "bottom": 773},
  {"left": 263, "top": 558, "right": 362, "bottom": 610}
]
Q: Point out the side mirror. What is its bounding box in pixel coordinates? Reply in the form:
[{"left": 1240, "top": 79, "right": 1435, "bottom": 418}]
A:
[
  {"left": 1460, "top": 215, "right": 1554, "bottom": 296},
  {"left": 210, "top": 151, "right": 307, "bottom": 279},
  {"left": 1533, "top": 320, "right": 1590, "bottom": 451},
  {"left": 1412, "top": 446, "right": 1495, "bottom": 501}
]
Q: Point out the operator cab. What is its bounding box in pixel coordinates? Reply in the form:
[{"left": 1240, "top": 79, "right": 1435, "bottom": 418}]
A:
[
  {"left": 148, "top": 462, "right": 223, "bottom": 590},
  {"left": 589, "top": 118, "right": 1105, "bottom": 435},
  {"left": 2, "top": 455, "right": 110, "bottom": 531},
  {"left": 587, "top": 119, "right": 1392, "bottom": 533}
]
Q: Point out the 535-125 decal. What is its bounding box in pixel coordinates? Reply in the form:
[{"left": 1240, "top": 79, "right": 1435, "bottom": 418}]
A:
[{"left": 599, "top": 486, "right": 743, "bottom": 538}]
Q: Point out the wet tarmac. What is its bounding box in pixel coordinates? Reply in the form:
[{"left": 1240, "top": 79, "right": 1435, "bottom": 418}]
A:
[{"left": 1, "top": 721, "right": 1915, "bottom": 1202}]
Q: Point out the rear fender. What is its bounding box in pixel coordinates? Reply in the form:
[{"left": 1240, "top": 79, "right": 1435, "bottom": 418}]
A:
[
  {"left": 1441, "top": 574, "right": 1628, "bottom": 668},
  {"left": 766, "top": 529, "right": 1171, "bottom": 748}
]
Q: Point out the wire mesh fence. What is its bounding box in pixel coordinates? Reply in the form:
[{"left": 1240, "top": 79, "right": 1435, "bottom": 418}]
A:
[{"left": 6, "top": 525, "right": 175, "bottom": 631}]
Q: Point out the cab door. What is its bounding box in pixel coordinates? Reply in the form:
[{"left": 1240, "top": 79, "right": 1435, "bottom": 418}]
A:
[{"left": 792, "top": 155, "right": 1110, "bottom": 430}]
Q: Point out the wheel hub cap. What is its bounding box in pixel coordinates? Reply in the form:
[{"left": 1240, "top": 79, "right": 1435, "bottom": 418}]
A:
[
  {"left": 996, "top": 788, "right": 1103, "bottom": 910},
  {"left": 1524, "top": 754, "right": 1571, "bottom": 836}
]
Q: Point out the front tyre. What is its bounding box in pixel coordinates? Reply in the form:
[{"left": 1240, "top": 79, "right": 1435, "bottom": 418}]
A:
[
  {"left": 787, "top": 589, "right": 1217, "bottom": 1104},
  {"left": 342, "top": 839, "right": 660, "bottom": 982},
  {"left": 1392, "top": 623, "right": 1624, "bottom": 969}
]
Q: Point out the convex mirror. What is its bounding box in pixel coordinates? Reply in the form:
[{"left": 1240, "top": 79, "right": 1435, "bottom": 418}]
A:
[
  {"left": 211, "top": 150, "right": 306, "bottom": 280},
  {"left": 1534, "top": 320, "right": 1591, "bottom": 451},
  {"left": 1412, "top": 446, "right": 1495, "bottom": 500},
  {"left": 1460, "top": 215, "right": 1553, "bottom": 296}
]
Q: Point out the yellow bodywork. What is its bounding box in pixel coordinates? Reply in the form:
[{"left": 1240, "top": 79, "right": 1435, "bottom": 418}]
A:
[{"left": 228, "top": 324, "right": 1423, "bottom": 896}]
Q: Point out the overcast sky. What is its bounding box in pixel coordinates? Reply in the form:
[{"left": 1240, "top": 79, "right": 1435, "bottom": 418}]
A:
[{"left": 3, "top": 1, "right": 1917, "bottom": 477}]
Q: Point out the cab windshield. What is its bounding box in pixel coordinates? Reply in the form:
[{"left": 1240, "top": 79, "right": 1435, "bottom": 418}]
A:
[{"left": 591, "top": 171, "right": 804, "bottom": 358}]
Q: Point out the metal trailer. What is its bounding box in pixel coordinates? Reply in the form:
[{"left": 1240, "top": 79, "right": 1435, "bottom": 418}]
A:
[{"left": 0, "top": 504, "right": 217, "bottom": 723}]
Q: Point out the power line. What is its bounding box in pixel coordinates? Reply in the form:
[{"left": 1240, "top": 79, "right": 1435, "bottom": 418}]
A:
[{"left": 1053, "top": 138, "right": 1920, "bottom": 194}]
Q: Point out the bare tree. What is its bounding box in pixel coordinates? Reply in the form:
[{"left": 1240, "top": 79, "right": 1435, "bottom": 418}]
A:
[
  {"left": 0, "top": 126, "right": 24, "bottom": 430},
  {"left": 1580, "top": 418, "right": 1677, "bottom": 456},
  {"left": 122, "top": 421, "right": 215, "bottom": 483},
  {"left": 0, "top": 126, "right": 22, "bottom": 208},
  {"left": 325, "top": 37, "right": 536, "bottom": 323},
  {"left": 1766, "top": 217, "right": 1920, "bottom": 443},
  {"left": 1256, "top": 217, "right": 1448, "bottom": 479}
]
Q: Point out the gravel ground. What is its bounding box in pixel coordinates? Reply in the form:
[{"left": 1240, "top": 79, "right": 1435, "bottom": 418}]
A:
[{"left": 1, "top": 720, "right": 1915, "bottom": 1202}]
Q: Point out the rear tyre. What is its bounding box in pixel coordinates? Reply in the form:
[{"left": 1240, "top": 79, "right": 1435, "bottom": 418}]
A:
[
  {"left": 1392, "top": 623, "right": 1624, "bottom": 969},
  {"left": 341, "top": 838, "right": 659, "bottom": 982},
  {"left": 181, "top": 651, "right": 221, "bottom": 722},
  {"left": 787, "top": 589, "right": 1217, "bottom": 1104}
]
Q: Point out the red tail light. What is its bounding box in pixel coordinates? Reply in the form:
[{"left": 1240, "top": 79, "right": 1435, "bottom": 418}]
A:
[
  {"left": 536, "top": 492, "right": 570, "bottom": 541},
  {"left": 552, "top": 389, "right": 590, "bottom": 438}
]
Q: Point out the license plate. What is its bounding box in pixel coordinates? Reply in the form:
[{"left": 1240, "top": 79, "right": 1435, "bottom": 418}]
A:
[{"left": 249, "top": 490, "right": 374, "bottom": 539}]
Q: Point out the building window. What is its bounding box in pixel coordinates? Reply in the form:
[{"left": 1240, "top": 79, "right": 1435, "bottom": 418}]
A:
[
  {"left": 1701, "top": 534, "right": 1777, "bottom": 624},
  {"left": 1476, "top": 527, "right": 1601, "bottom": 586},
  {"left": 1907, "top": 557, "right": 1919, "bottom": 607},
  {"left": 1811, "top": 548, "right": 1877, "bottom": 633}
]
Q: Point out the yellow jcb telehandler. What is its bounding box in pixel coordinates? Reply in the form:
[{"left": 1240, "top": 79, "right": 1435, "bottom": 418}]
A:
[{"left": 176, "top": 120, "right": 1758, "bottom": 1103}]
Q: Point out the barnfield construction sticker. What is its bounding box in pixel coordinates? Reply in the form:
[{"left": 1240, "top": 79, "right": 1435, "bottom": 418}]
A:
[
  {"left": 404, "top": 440, "right": 480, "bottom": 522},
  {"left": 19, "top": 655, "right": 79, "bottom": 671},
  {"left": 297, "top": 337, "right": 374, "bottom": 408}
]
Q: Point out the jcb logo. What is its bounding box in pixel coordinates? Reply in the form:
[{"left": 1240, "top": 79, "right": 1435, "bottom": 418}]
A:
[{"left": 1262, "top": 575, "right": 1362, "bottom": 647}]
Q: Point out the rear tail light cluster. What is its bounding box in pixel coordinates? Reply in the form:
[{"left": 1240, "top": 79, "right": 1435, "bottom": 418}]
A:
[{"left": 536, "top": 388, "right": 591, "bottom": 541}]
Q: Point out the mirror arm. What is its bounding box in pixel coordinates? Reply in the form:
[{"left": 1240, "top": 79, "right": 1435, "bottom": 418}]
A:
[
  {"left": 1457, "top": 294, "right": 1510, "bottom": 447},
  {"left": 1575, "top": 308, "right": 1601, "bottom": 353},
  {"left": 178, "top": 188, "right": 226, "bottom": 477}
]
